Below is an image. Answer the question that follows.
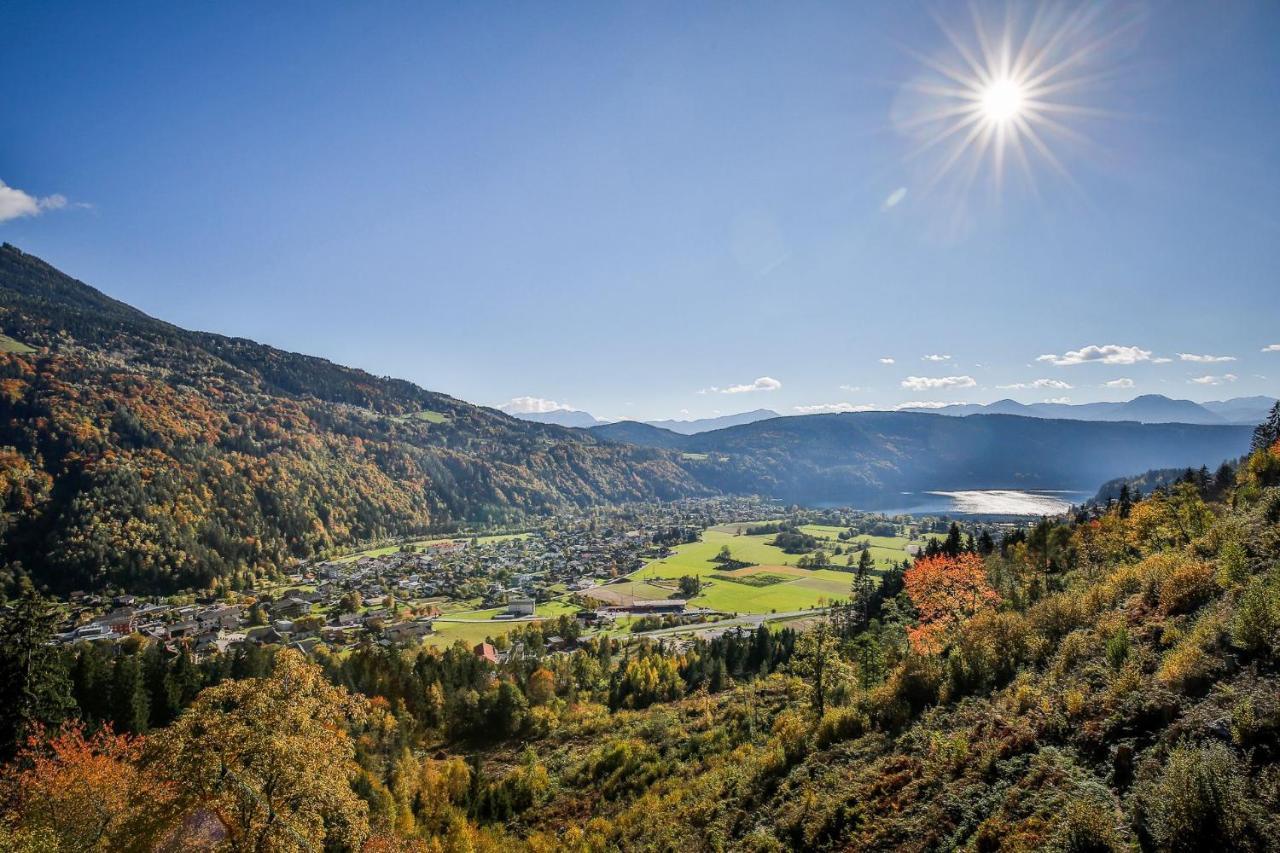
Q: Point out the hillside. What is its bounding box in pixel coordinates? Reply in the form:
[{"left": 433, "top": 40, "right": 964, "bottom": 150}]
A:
[
  {"left": 0, "top": 244, "right": 708, "bottom": 592},
  {"left": 594, "top": 412, "right": 1253, "bottom": 505},
  {"left": 4, "top": 432, "right": 1278, "bottom": 851}
]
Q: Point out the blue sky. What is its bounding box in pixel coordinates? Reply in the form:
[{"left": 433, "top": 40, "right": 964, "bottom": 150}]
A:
[{"left": 2, "top": 1, "right": 1277, "bottom": 420}]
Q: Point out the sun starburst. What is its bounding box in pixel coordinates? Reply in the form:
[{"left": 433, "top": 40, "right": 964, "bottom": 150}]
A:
[{"left": 893, "top": 2, "right": 1137, "bottom": 200}]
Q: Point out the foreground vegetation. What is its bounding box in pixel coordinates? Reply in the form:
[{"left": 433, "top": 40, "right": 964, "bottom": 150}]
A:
[{"left": 0, "top": 411, "right": 1276, "bottom": 850}]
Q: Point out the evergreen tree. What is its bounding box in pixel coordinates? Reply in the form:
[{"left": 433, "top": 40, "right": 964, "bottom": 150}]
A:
[
  {"left": 1251, "top": 401, "right": 1280, "bottom": 453},
  {"left": 110, "top": 653, "right": 150, "bottom": 734},
  {"left": 0, "top": 587, "right": 75, "bottom": 758}
]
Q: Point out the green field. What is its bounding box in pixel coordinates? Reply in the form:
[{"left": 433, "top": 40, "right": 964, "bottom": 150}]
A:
[
  {"left": 617, "top": 529, "right": 914, "bottom": 614},
  {"left": 338, "top": 532, "right": 531, "bottom": 562},
  {"left": 0, "top": 334, "right": 35, "bottom": 353},
  {"left": 425, "top": 599, "right": 578, "bottom": 648}
]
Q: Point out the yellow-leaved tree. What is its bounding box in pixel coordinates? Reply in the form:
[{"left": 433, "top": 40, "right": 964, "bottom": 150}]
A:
[{"left": 152, "top": 649, "right": 371, "bottom": 851}]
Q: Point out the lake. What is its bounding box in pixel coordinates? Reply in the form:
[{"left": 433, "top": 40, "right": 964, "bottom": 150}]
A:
[{"left": 864, "top": 489, "right": 1090, "bottom": 517}]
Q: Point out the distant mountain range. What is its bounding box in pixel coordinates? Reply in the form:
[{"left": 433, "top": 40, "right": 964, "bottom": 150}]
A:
[
  {"left": 512, "top": 407, "right": 781, "bottom": 433},
  {"left": 590, "top": 412, "right": 1253, "bottom": 505},
  {"left": 900, "top": 394, "right": 1275, "bottom": 425},
  {"left": 517, "top": 395, "right": 1274, "bottom": 433}
]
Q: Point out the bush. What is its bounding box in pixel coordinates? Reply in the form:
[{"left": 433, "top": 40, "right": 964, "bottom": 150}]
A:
[
  {"left": 814, "top": 707, "right": 867, "bottom": 748},
  {"left": 1230, "top": 570, "right": 1280, "bottom": 658},
  {"left": 1159, "top": 560, "right": 1216, "bottom": 616},
  {"left": 1132, "top": 741, "right": 1268, "bottom": 850},
  {"left": 1156, "top": 607, "right": 1226, "bottom": 693}
]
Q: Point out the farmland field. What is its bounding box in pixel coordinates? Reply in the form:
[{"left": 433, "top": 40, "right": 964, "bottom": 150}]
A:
[
  {"left": 338, "top": 532, "right": 531, "bottom": 562},
  {"left": 617, "top": 528, "right": 919, "bottom": 614}
]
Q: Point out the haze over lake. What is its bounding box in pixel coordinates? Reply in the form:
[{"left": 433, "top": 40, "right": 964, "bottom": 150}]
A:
[{"left": 870, "top": 489, "right": 1089, "bottom": 517}]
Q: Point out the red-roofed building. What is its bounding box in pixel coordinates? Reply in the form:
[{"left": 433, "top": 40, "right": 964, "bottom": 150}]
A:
[{"left": 473, "top": 642, "right": 498, "bottom": 664}]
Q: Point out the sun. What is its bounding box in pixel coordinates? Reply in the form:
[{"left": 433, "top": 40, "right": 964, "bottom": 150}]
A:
[
  {"left": 894, "top": 3, "right": 1132, "bottom": 197},
  {"left": 979, "top": 77, "right": 1026, "bottom": 124}
]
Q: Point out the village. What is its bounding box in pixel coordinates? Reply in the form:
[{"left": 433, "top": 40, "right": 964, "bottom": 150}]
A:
[{"left": 51, "top": 496, "right": 794, "bottom": 662}]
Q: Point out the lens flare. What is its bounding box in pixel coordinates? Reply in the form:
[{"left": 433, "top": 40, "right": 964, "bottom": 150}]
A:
[{"left": 893, "top": 3, "right": 1138, "bottom": 199}]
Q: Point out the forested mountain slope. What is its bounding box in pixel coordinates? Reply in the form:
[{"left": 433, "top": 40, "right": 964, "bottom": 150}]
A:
[
  {"left": 596, "top": 412, "right": 1253, "bottom": 504},
  {"left": 0, "top": 244, "right": 706, "bottom": 592}
]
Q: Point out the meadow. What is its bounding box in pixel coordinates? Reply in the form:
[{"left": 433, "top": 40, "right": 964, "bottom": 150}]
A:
[
  {"left": 612, "top": 528, "right": 922, "bottom": 614},
  {"left": 337, "top": 532, "right": 531, "bottom": 562}
]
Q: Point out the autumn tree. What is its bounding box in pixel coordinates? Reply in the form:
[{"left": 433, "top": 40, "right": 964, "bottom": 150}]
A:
[
  {"left": 152, "top": 649, "right": 371, "bottom": 851},
  {"left": 790, "top": 618, "right": 851, "bottom": 718},
  {"left": 1, "top": 721, "right": 179, "bottom": 851},
  {"left": 904, "top": 552, "right": 1000, "bottom": 653}
]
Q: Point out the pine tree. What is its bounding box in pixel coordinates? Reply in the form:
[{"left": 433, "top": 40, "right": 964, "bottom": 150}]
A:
[
  {"left": 0, "top": 587, "right": 75, "bottom": 758},
  {"left": 110, "top": 653, "right": 150, "bottom": 734},
  {"left": 1251, "top": 401, "right": 1280, "bottom": 453}
]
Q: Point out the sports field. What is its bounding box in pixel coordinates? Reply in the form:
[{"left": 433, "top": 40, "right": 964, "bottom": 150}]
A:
[{"left": 424, "top": 599, "right": 578, "bottom": 648}]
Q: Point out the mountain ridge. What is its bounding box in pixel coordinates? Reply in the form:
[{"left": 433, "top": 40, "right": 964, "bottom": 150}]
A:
[
  {"left": 902, "top": 393, "right": 1273, "bottom": 425},
  {"left": 0, "top": 244, "right": 709, "bottom": 592}
]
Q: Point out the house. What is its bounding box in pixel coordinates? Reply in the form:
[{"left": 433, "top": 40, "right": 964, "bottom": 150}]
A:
[
  {"left": 626, "top": 599, "right": 687, "bottom": 615},
  {"left": 383, "top": 618, "right": 434, "bottom": 643},
  {"left": 272, "top": 597, "right": 312, "bottom": 619},
  {"left": 473, "top": 642, "right": 498, "bottom": 664},
  {"left": 507, "top": 596, "right": 535, "bottom": 617}
]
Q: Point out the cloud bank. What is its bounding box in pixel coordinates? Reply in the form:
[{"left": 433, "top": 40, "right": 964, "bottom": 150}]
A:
[
  {"left": 700, "top": 376, "right": 782, "bottom": 394},
  {"left": 900, "top": 375, "right": 976, "bottom": 391},
  {"left": 1037, "top": 344, "right": 1152, "bottom": 366},
  {"left": 499, "top": 396, "right": 577, "bottom": 414},
  {"left": 1178, "top": 353, "right": 1236, "bottom": 363},
  {"left": 996, "top": 378, "right": 1073, "bottom": 390}
]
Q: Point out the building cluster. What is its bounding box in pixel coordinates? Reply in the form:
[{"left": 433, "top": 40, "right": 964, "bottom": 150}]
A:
[{"left": 52, "top": 496, "right": 783, "bottom": 658}]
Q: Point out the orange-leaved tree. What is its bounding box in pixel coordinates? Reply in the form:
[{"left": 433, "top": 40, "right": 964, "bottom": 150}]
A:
[
  {"left": 1, "top": 721, "right": 180, "bottom": 851},
  {"left": 904, "top": 552, "right": 1000, "bottom": 653}
]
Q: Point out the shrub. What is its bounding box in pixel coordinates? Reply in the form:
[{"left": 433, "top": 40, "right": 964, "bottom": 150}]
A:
[
  {"left": 1104, "top": 627, "right": 1130, "bottom": 670},
  {"left": 1156, "top": 606, "right": 1226, "bottom": 693},
  {"left": 1133, "top": 741, "right": 1268, "bottom": 850},
  {"left": 1215, "top": 539, "right": 1249, "bottom": 589},
  {"left": 1057, "top": 792, "right": 1126, "bottom": 852},
  {"left": 814, "top": 707, "right": 867, "bottom": 748},
  {"left": 1230, "top": 570, "right": 1280, "bottom": 658},
  {"left": 1159, "top": 560, "right": 1216, "bottom": 615}
]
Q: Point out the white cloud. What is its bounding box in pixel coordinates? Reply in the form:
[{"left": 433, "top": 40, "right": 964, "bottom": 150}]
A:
[
  {"left": 996, "top": 378, "right": 1073, "bottom": 390},
  {"left": 900, "top": 375, "right": 976, "bottom": 391},
  {"left": 1178, "top": 353, "right": 1236, "bottom": 363},
  {"left": 1043, "top": 396, "right": 1071, "bottom": 404},
  {"left": 702, "top": 376, "right": 782, "bottom": 394},
  {"left": 894, "top": 401, "right": 950, "bottom": 409},
  {"left": 793, "top": 402, "right": 877, "bottom": 415},
  {"left": 882, "top": 187, "right": 908, "bottom": 210},
  {"left": 878, "top": 357, "right": 895, "bottom": 365},
  {"left": 0, "top": 180, "right": 70, "bottom": 223},
  {"left": 499, "top": 396, "right": 577, "bottom": 414},
  {"left": 838, "top": 384, "right": 865, "bottom": 392},
  {"left": 922, "top": 354, "right": 951, "bottom": 362},
  {"left": 1037, "top": 344, "right": 1152, "bottom": 366},
  {"left": 1189, "top": 373, "right": 1238, "bottom": 386},
  {"left": 1103, "top": 378, "right": 1135, "bottom": 388},
  {"left": 1263, "top": 344, "right": 1280, "bottom": 353}
]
